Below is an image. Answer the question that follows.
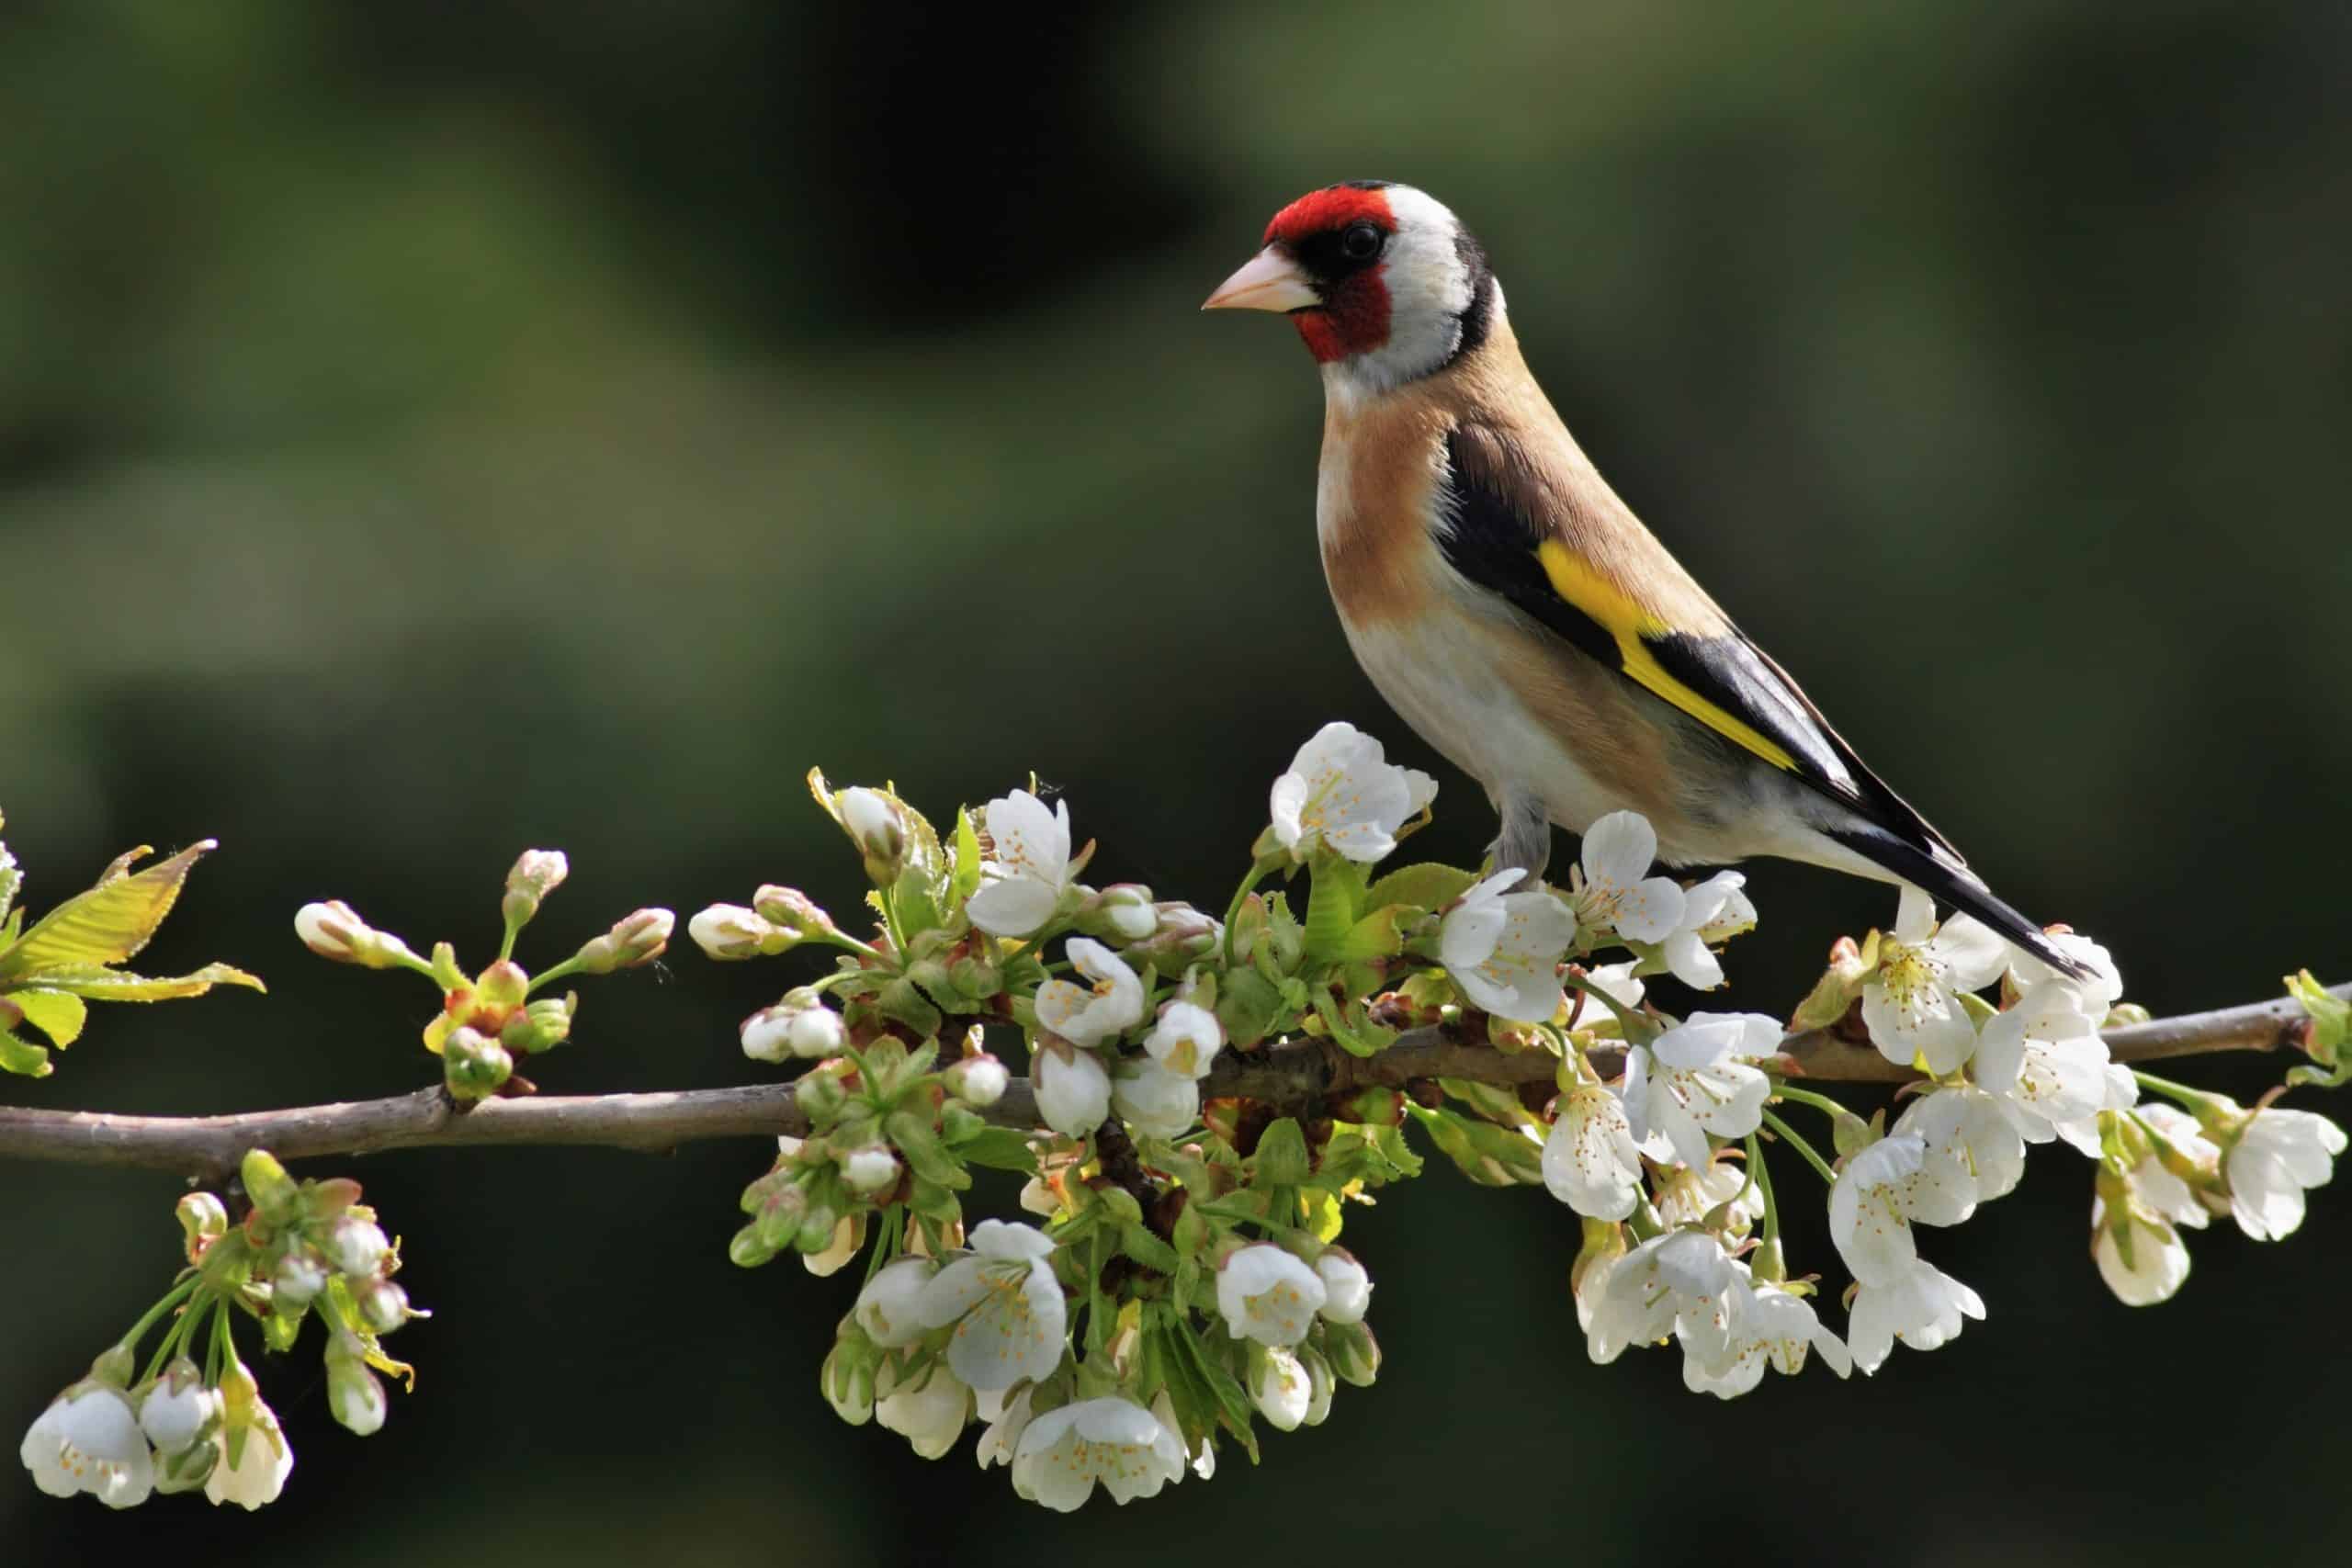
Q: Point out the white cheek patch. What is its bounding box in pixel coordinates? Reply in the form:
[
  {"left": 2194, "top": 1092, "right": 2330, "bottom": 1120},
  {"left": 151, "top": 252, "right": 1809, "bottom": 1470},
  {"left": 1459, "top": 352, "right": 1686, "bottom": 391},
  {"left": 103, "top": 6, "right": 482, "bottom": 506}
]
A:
[{"left": 1327, "top": 185, "right": 1484, "bottom": 398}]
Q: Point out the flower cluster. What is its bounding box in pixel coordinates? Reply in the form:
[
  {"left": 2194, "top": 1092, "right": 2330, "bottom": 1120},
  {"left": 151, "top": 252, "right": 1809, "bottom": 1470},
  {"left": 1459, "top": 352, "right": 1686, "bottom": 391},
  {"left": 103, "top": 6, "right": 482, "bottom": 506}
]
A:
[
  {"left": 294, "top": 848, "right": 673, "bottom": 1100},
  {"left": 19, "top": 1150, "right": 419, "bottom": 1509},
  {"left": 17, "top": 720, "right": 2348, "bottom": 1516}
]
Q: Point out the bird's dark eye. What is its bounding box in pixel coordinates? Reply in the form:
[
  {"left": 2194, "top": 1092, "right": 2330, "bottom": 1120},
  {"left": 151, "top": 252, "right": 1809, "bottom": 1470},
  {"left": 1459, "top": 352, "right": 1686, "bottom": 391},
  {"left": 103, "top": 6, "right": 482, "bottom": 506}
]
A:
[{"left": 1340, "top": 222, "right": 1385, "bottom": 262}]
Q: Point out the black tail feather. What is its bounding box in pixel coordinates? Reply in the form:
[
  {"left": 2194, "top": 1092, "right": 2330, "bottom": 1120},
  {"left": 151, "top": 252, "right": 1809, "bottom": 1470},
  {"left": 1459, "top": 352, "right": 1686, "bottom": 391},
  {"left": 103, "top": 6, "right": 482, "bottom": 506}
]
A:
[{"left": 1823, "top": 827, "right": 2089, "bottom": 980}]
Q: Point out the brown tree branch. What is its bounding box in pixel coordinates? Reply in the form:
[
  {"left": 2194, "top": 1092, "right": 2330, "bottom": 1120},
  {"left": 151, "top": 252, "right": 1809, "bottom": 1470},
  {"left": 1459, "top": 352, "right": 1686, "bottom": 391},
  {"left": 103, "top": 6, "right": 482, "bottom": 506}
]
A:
[{"left": 0, "top": 983, "right": 2335, "bottom": 1181}]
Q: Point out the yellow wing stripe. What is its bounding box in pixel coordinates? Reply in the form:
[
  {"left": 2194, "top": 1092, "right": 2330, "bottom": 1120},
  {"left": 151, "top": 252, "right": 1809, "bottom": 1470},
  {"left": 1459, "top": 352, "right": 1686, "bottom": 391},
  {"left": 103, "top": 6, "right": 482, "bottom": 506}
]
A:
[{"left": 1535, "top": 540, "right": 1799, "bottom": 773}]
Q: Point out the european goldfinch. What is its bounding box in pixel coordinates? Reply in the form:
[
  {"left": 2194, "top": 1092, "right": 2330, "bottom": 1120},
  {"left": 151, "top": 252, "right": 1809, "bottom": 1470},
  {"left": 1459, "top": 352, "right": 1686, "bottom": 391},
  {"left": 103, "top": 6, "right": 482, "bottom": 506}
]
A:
[{"left": 1205, "top": 180, "right": 2084, "bottom": 976}]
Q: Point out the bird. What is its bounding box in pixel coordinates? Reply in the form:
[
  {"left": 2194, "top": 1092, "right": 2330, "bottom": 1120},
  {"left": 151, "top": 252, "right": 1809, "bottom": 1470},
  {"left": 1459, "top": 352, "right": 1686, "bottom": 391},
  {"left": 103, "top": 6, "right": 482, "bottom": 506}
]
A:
[{"left": 1203, "top": 179, "right": 2085, "bottom": 976}]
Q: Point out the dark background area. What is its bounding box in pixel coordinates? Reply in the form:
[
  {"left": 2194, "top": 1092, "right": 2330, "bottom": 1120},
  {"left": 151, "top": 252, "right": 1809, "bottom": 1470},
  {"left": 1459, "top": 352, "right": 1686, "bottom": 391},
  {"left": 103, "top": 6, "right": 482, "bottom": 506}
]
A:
[{"left": 5, "top": 1, "right": 2348, "bottom": 1562}]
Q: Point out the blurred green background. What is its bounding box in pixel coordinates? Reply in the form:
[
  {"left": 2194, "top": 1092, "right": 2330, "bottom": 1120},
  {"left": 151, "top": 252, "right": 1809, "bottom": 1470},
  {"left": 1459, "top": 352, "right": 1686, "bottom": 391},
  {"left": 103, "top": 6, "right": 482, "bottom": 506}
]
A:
[{"left": 5, "top": 0, "right": 2349, "bottom": 1562}]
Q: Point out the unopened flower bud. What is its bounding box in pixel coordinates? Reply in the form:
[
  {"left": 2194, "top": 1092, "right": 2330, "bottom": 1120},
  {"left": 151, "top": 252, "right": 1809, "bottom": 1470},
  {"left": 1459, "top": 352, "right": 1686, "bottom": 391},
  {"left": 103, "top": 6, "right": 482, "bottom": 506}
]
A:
[
  {"left": 1298, "top": 1344, "right": 1336, "bottom": 1427},
  {"left": 501, "top": 995, "right": 575, "bottom": 1055},
  {"left": 740, "top": 1005, "right": 796, "bottom": 1063},
  {"left": 1077, "top": 884, "right": 1159, "bottom": 944},
  {"left": 821, "top": 1335, "right": 877, "bottom": 1426},
  {"left": 947, "top": 954, "right": 1002, "bottom": 999},
  {"left": 138, "top": 1358, "right": 219, "bottom": 1454},
  {"left": 944, "top": 1054, "right": 1009, "bottom": 1108},
  {"left": 176, "top": 1192, "right": 229, "bottom": 1253},
  {"left": 153, "top": 1431, "right": 220, "bottom": 1495},
  {"left": 689, "top": 903, "right": 787, "bottom": 960},
  {"left": 502, "top": 849, "right": 569, "bottom": 931},
  {"left": 837, "top": 787, "right": 907, "bottom": 880},
  {"left": 241, "top": 1150, "right": 302, "bottom": 1225},
  {"left": 575, "top": 908, "right": 675, "bottom": 973},
  {"left": 443, "top": 1026, "right": 514, "bottom": 1100},
  {"left": 843, "top": 1145, "right": 899, "bottom": 1195},
  {"left": 802, "top": 1213, "right": 865, "bottom": 1277},
  {"left": 940, "top": 1101, "right": 986, "bottom": 1143},
  {"left": 272, "top": 1251, "right": 329, "bottom": 1308},
  {"left": 729, "top": 1224, "right": 779, "bottom": 1269},
  {"left": 797, "top": 1199, "right": 843, "bottom": 1256},
  {"left": 796, "top": 1066, "right": 851, "bottom": 1123},
  {"left": 753, "top": 885, "right": 837, "bottom": 939},
  {"left": 789, "top": 1003, "right": 847, "bottom": 1059},
  {"left": 475, "top": 960, "right": 529, "bottom": 1010},
  {"left": 324, "top": 1336, "right": 388, "bottom": 1438},
  {"left": 1323, "top": 1318, "right": 1381, "bottom": 1386},
  {"left": 295, "top": 899, "right": 423, "bottom": 970},
  {"left": 355, "top": 1278, "right": 412, "bottom": 1335},
  {"left": 1134, "top": 903, "right": 1222, "bottom": 964},
  {"left": 325, "top": 1216, "right": 390, "bottom": 1278}
]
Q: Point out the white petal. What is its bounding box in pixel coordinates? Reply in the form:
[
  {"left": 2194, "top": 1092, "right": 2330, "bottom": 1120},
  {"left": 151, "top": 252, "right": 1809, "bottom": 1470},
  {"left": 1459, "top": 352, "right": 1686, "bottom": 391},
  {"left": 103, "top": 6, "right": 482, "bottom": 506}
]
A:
[
  {"left": 1581, "top": 811, "right": 1658, "bottom": 889},
  {"left": 1612, "top": 876, "right": 1688, "bottom": 943},
  {"left": 966, "top": 876, "right": 1061, "bottom": 938}
]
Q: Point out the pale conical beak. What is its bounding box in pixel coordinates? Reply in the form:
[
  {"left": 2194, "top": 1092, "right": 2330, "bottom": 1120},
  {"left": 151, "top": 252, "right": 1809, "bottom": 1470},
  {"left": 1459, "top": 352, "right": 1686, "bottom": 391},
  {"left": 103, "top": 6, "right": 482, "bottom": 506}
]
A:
[{"left": 1201, "top": 246, "right": 1320, "bottom": 312}]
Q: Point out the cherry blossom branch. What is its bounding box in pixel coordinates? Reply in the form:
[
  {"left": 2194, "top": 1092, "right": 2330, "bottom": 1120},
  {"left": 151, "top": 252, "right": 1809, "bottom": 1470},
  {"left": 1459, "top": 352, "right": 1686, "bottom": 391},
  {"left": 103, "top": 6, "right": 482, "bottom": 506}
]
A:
[{"left": 0, "top": 982, "right": 2335, "bottom": 1180}]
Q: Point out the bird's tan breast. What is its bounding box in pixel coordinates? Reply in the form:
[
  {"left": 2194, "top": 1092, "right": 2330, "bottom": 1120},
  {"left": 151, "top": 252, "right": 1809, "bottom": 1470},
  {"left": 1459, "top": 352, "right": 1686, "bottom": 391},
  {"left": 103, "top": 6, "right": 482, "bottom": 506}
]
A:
[{"left": 1314, "top": 388, "right": 1453, "bottom": 629}]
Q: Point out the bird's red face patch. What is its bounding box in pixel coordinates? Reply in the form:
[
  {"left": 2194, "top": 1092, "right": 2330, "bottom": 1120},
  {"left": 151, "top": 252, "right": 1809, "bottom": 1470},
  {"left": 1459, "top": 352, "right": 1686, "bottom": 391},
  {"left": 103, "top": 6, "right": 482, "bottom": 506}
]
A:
[{"left": 1262, "top": 185, "right": 1396, "bottom": 364}]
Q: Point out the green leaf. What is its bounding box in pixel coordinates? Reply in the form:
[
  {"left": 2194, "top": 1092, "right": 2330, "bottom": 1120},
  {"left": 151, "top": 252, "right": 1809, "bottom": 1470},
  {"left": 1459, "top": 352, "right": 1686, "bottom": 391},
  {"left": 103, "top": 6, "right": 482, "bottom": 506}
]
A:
[
  {"left": 1117, "top": 1224, "right": 1182, "bottom": 1275},
  {"left": 1300, "top": 857, "right": 1365, "bottom": 964},
  {"left": 887, "top": 1111, "right": 971, "bottom": 1190},
  {"left": 0, "top": 1030, "right": 52, "bottom": 1077},
  {"left": 0, "top": 836, "right": 20, "bottom": 925},
  {"left": 1330, "top": 906, "right": 1412, "bottom": 963},
  {"left": 0, "top": 840, "right": 218, "bottom": 981},
  {"left": 947, "top": 1125, "right": 1040, "bottom": 1175},
  {"left": 1364, "top": 862, "right": 1477, "bottom": 914},
  {"left": 1251, "top": 1118, "right": 1313, "bottom": 1188},
  {"left": 8, "top": 989, "right": 85, "bottom": 1046},
  {"left": 1215, "top": 968, "right": 1284, "bottom": 1050},
  {"left": 1169, "top": 1314, "right": 1257, "bottom": 1453},
  {"left": 952, "top": 809, "right": 984, "bottom": 904},
  {"left": 28, "top": 962, "right": 266, "bottom": 1002},
  {"left": 1299, "top": 1187, "right": 1344, "bottom": 1243}
]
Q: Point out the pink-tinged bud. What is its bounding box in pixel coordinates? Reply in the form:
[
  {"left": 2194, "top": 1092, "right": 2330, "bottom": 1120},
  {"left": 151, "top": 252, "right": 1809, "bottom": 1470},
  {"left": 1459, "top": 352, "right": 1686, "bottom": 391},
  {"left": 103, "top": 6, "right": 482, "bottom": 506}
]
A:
[
  {"left": 788, "top": 1004, "right": 847, "bottom": 1059},
  {"left": 502, "top": 995, "right": 575, "bottom": 1055},
  {"left": 325, "top": 1215, "right": 390, "bottom": 1278},
  {"left": 944, "top": 1054, "right": 1009, "bottom": 1108},
  {"left": 475, "top": 959, "right": 529, "bottom": 1010},
  {"left": 502, "top": 849, "right": 569, "bottom": 931},
  {"left": 176, "top": 1192, "right": 229, "bottom": 1254},
  {"left": 687, "top": 903, "right": 780, "bottom": 962},
  {"left": 354, "top": 1278, "right": 412, "bottom": 1335},
  {"left": 753, "top": 885, "right": 836, "bottom": 939},
  {"left": 576, "top": 908, "right": 675, "bottom": 973},
  {"left": 294, "top": 900, "right": 368, "bottom": 961}
]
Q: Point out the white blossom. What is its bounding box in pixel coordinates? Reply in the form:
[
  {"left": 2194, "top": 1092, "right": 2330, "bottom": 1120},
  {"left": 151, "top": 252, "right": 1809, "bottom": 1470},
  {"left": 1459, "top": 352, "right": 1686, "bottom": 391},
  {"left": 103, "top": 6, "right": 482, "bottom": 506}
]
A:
[
  {"left": 1585, "top": 1228, "right": 1741, "bottom": 1367},
  {"left": 2008, "top": 930, "right": 2124, "bottom": 1018},
  {"left": 1580, "top": 960, "right": 1646, "bottom": 1013},
  {"left": 2052, "top": 1063, "right": 2142, "bottom": 1158},
  {"left": 915, "top": 1221, "right": 1068, "bottom": 1392},
  {"left": 967, "top": 790, "right": 1075, "bottom": 938},
  {"left": 1848, "top": 1258, "right": 1984, "bottom": 1374},
  {"left": 855, "top": 1258, "right": 937, "bottom": 1348},
  {"left": 1568, "top": 812, "right": 1686, "bottom": 943},
  {"left": 1151, "top": 1391, "right": 1216, "bottom": 1481},
  {"left": 974, "top": 1385, "right": 1034, "bottom": 1471},
  {"left": 1828, "top": 1134, "right": 1926, "bottom": 1286},
  {"left": 205, "top": 1400, "right": 292, "bottom": 1510},
  {"left": 1035, "top": 939, "right": 1146, "bottom": 1047},
  {"left": 1681, "top": 1272, "right": 1851, "bottom": 1398},
  {"left": 1268, "top": 722, "right": 1437, "bottom": 863},
  {"left": 2226, "top": 1104, "right": 2346, "bottom": 1242},
  {"left": 1143, "top": 1000, "right": 1223, "bottom": 1079},
  {"left": 1313, "top": 1249, "right": 1373, "bottom": 1325},
  {"left": 1622, "top": 1012, "right": 1777, "bottom": 1170},
  {"left": 1011, "top": 1396, "right": 1186, "bottom": 1511},
  {"left": 1216, "top": 1244, "right": 1325, "bottom": 1346},
  {"left": 1659, "top": 871, "right": 1754, "bottom": 990},
  {"left": 2092, "top": 1187, "right": 2192, "bottom": 1306},
  {"left": 20, "top": 1384, "right": 153, "bottom": 1508},
  {"left": 875, "top": 1364, "right": 972, "bottom": 1461},
  {"left": 1250, "top": 1346, "right": 1313, "bottom": 1431},
  {"left": 1860, "top": 886, "right": 2007, "bottom": 1075},
  {"left": 1542, "top": 1083, "right": 1645, "bottom": 1221},
  {"left": 1974, "top": 984, "right": 2112, "bottom": 1142},
  {"left": 1440, "top": 870, "right": 1577, "bottom": 1022},
  {"left": 1893, "top": 1086, "right": 2026, "bottom": 1224},
  {"left": 137, "top": 1365, "right": 218, "bottom": 1455},
  {"left": 1112, "top": 1059, "right": 1200, "bottom": 1139},
  {"left": 1031, "top": 1043, "right": 1113, "bottom": 1138},
  {"left": 1652, "top": 1156, "right": 1765, "bottom": 1234}
]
